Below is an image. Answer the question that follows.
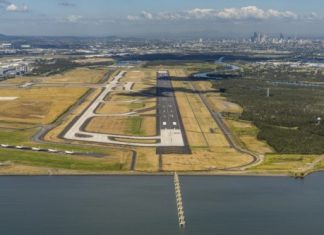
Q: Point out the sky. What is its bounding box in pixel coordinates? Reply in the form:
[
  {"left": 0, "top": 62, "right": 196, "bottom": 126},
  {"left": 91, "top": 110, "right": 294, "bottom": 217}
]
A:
[{"left": 0, "top": 0, "right": 323, "bottom": 38}]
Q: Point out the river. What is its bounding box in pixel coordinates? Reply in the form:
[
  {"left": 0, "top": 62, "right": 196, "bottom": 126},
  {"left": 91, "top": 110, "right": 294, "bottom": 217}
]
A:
[{"left": 0, "top": 174, "right": 323, "bottom": 235}]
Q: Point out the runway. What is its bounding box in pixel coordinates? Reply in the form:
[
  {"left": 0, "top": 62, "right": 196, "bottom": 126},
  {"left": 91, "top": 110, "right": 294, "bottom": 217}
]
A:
[{"left": 157, "top": 71, "right": 184, "bottom": 147}]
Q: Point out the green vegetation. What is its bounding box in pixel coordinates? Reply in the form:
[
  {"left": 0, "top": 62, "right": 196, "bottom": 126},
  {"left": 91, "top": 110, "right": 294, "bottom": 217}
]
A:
[
  {"left": 144, "top": 60, "right": 219, "bottom": 71},
  {"left": 0, "top": 149, "right": 126, "bottom": 171},
  {"left": 243, "top": 65, "right": 323, "bottom": 82},
  {"left": 252, "top": 154, "right": 316, "bottom": 172},
  {"left": 0, "top": 128, "right": 122, "bottom": 155},
  {"left": 32, "top": 59, "right": 78, "bottom": 76},
  {"left": 127, "top": 117, "right": 144, "bottom": 135},
  {"left": 258, "top": 125, "right": 324, "bottom": 154},
  {"left": 213, "top": 66, "right": 324, "bottom": 154},
  {"left": 129, "top": 102, "right": 145, "bottom": 110},
  {"left": 32, "top": 58, "right": 114, "bottom": 76},
  {"left": 315, "top": 160, "right": 324, "bottom": 170}
]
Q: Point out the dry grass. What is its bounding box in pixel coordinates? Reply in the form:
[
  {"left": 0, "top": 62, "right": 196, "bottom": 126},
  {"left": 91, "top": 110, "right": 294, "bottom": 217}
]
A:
[
  {"left": 85, "top": 116, "right": 156, "bottom": 136},
  {"left": 97, "top": 102, "right": 137, "bottom": 114},
  {"left": 0, "top": 87, "right": 87, "bottom": 125},
  {"left": 0, "top": 164, "right": 57, "bottom": 175},
  {"left": 132, "top": 83, "right": 155, "bottom": 91},
  {"left": 1, "top": 68, "right": 106, "bottom": 86},
  {"left": 105, "top": 92, "right": 140, "bottom": 101},
  {"left": 0, "top": 77, "right": 36, "bottom": 85},
  {"left": 140, "top": 116, "right": 156, "bottom": 136},
  {"left": 226, "top": 119, "right": 274, "bottom": 154},
  {"left": 207, "top": 95, "right": 243, "bottom": 113},
  {"left": 97, "top": 100, "right": 155, "bottom": 115},
  {"left": 168, "top": 69, "right": 187, "bottom": 77},
  {"left": 163, "top": 148, "right": 253, "bottom": 171},
  {"left": 251, "top": 154, "right": 317, "bottom": 173},
  {"left": 173, "top": 79, "right": 230, "bottom": 148},
  {"left": 173, "top": 82, "right": 207, "bottom": 147},
  {"left": 195, "top": 81, "right": 243, "bottom": 113},
  {"left": 114, "top": 138, "right": 158, "bottom": 144},
  {"left": 44, "top": 89, "right": 102, "bottom": 142},
  {"left": 42, "top": 68, "right": 106, "bottom": 83},
  {"left": 121, "top": 69, "right": 156, "bottom": 83},
  {"left": 241, "top": 136, "right": 274, "bottom": 154},
  {"left": 0, "top": 164, "right": 127, "bottom": 175},
  {"left": 204, "top": 133, "right": 229, "bottom": 147},
  {"left": 0, "top": 122, "right": 34, "bottom": 130},
  {"left": 197, "top": 79, "right": 272, "bottom": 155},
  {"left": 135, "top": 147, "right": 159, "bottom": 172}
]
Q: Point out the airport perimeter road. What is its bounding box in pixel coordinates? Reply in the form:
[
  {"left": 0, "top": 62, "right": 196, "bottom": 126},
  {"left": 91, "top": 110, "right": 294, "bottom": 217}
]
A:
[{"left": 157, "top": 71, "right": 185, "bottom": 147}]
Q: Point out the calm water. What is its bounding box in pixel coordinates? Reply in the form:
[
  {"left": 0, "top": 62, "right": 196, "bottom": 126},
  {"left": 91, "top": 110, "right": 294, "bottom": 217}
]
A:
[{"left": 0, "top": 174, "right": 324, "bottom": 235}]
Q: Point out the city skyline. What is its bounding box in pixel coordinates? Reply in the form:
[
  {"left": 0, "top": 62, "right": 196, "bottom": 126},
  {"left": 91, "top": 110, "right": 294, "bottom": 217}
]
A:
[{"left": 0, "top": 0, "right": 323, "bottom": 38}]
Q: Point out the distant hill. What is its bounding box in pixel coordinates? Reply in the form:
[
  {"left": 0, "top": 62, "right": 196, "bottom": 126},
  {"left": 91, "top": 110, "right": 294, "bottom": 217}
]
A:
[{"left": 0, "top": 34, "right": 8, "bottom": 39}]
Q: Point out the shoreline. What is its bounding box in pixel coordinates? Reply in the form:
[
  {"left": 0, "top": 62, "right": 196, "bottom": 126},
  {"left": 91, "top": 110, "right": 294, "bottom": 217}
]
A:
[
  {"left": 1, "top": 166, "right": 323, "bottom": 177},
  {"left": 0, "top": 170, "right": 308, "bottom": 178}
]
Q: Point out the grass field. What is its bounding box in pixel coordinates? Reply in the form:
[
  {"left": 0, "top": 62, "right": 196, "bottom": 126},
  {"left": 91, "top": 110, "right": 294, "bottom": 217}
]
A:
[
  {"left": 121, "top": 69, "right": 156, "bottom": 83},
  {"left": 0, "top": 126, "right": 133, "bottom": 174},
  {"left": 1, "top": 67, "right": 108, "bottom": 85},
  {"left": 251, "top": 154, "right": 319, "bottom": 174},
  {"left": 105, "top": 92, "right": 151, "bottom": 102},
  {"left": 225, "top": 119, "right": 273, "bottom": 154},
  {"left": 0, "top": 127, "right": 123, "bottom": 154},
  {"left": 207, "top": 94, "right": 242, "bottom": 113},
  {"left": 0, "top": 68, "right": 136, "bottom": 174},
  {"left": 0, "top": 67, "right": 111, "bottom": 126},
  {"left": 0, "top": 87, "right": 87, "bottom": 125},
  {"left": 41, "top": 67, "right": 107, "bottom": 83},
  {"left": 172, "top": 77, "right": 230, "bottom": 149},
  {"left": 135, "top": 147, "right": 159, "bottom": 172},
  {"left": 96, "top": 100, "right": 155, "bottom": 115},
  {"left": 162, "top": 148, "right": 252, "bottom": 171},
  {"left": 0, "top": 148, "right": 129, "bottom": 173},
  {"left": 44, "top": 88, "right": 102, "bottom": 143},
  {"left": 85, "top": 116, "right": 156, "bottom": 136}
]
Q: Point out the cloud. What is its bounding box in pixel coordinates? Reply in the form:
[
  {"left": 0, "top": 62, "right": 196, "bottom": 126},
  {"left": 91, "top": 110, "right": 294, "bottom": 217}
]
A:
[
  {"left": 6, "top": 3, "right": 28, "bottom": 12},
  {"left": 215, "top": 6, "right": 298, "bottom": 20},
  {"left": 127, "top": 6, "right": 300, "bottom": 22},
  {"left": 141, "top": 11, "right": 153, "bottom": 20},
  {"left": 127, "top": 15, "right": 139, "bottom": 21},
  {"left": 65, "top": 15, "right": 83, "bottom": 23},
  {"left": 59, "top": 1, "right": 76, "bottom": 7}
]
